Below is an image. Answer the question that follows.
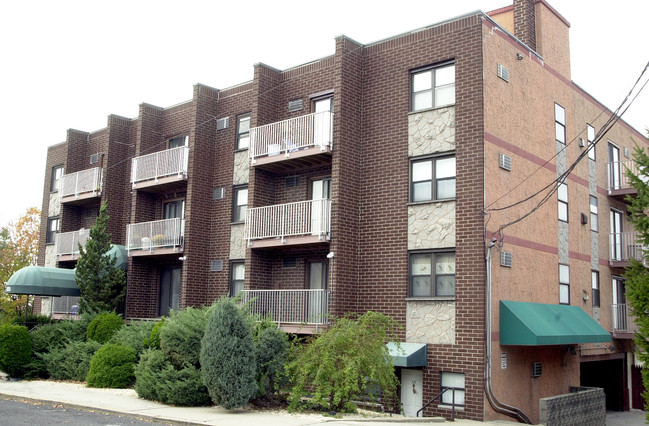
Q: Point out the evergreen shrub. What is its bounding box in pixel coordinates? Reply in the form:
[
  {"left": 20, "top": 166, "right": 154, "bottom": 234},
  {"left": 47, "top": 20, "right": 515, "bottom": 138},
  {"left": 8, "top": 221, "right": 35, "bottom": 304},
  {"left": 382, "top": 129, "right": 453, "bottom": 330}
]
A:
[
  {"left": 86, "top": 343, "right": 136, "bottom": 388},
  {"left": 44, "top": 340, "right": 102, "bottom": 381},
  {"left": 159, "top": 307, "right": 207, "bottom": 368},
  {"left": 86, "top": 313, "right": 123, "bottom": 344},
  {"left": 0, "top": 324, "right": 32, "bottom": 377},
  {"left": 109, "top": 320, "right": 155, "bottom": 358}
]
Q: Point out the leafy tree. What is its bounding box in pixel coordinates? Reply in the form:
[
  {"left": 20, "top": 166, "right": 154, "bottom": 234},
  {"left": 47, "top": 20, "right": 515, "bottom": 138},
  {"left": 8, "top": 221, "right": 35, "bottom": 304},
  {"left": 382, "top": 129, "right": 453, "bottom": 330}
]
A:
[
  {"left": 286, "top": 311, "right": 400, "bottom": 413},
  {"left": 75, "top": 202, "right": 125, "bottom": 314},
  {"left": 200, "top": 298, "right": 257, "bottom": 409},
  {"left": 623, "top": 143, "right": 649, "bottom": 420},
  {"left": 0, "top": 207, "right": 40, "bottom": 323}
]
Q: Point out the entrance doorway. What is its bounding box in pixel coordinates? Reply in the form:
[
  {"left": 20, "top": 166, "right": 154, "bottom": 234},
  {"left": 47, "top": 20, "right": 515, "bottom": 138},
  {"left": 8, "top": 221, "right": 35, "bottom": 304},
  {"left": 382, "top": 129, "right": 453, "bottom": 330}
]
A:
[
  {"left": 401, "top": 369, "right": 423, "bottom": 417},
  {"left": 307, "top": 260, "right": 328, "bottom": 322},
  {"left": 159, "top": 267, "right": 181, "bottom": 316}
]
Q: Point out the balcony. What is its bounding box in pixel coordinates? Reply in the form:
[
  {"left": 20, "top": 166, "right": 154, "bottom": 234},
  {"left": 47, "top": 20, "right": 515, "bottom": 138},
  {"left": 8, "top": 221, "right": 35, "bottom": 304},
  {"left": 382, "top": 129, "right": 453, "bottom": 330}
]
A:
[
  {"left": 131, "top": 146, "right": 188, "bottom": 191},
  {"left": 246, "top": 199, "right": 331, "bottom": 248},
  {"left": 126, "top": 218, "right": 184, "bottom": 256},
  {"left": 611, "top": 303, "right": 637, "bottom": 338},
  {"left": 609, "top": 232, "right": 646, "bottom": 268},
  {"left": 608, "top": 160, "right": 640, "bottom": 199},
  {"left": 249, "top": 111, "right": 333, "bottom": 171},
  {"left": 240, "top": 289, "right": 330, "bottom": 333},
  {"left": 60, "top": 168, "right": 103, "bottom": 204},
  {"left": 55, "top": 229, "right": 90, "bottom": 261}
]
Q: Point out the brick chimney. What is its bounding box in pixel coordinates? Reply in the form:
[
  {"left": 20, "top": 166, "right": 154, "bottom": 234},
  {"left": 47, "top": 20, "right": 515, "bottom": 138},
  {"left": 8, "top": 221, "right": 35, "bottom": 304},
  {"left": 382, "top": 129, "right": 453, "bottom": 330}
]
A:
[{"left": 513, "top": 0, "right": 536, "bottom": 51}]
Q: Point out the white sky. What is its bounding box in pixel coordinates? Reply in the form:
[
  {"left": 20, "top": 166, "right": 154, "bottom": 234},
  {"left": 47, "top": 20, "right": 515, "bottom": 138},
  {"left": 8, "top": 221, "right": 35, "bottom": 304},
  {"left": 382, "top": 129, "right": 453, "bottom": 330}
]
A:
[{"left": 0, "top": 0, "right": 647, "bottom": 228}]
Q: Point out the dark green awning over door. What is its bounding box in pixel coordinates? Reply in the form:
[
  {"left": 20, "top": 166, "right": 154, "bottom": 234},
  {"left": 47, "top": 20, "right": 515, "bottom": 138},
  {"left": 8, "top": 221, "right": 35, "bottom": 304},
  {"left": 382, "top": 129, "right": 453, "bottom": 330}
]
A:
[
  {"left": 500, "top": 300, "right": 611, "bottom": 346},
  {"left": 386, "top": 342, "right": 427, "bottom": 367},
  {"left": 6, "top": 266, "right": 79, "bottom": 297}
]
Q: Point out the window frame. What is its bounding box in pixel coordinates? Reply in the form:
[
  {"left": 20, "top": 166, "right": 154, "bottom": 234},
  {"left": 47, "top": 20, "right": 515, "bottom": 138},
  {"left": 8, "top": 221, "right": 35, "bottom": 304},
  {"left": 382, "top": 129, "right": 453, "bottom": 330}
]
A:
[
  {"left": 236, "top": 113, "right": 251, "bottom": 150},
  {"left": 232, "top": 185, "right": 248, "bottom": 223},
  {"left": 408, "top": 250, "right": 456, "bottom": 298},
  {"left": 46, "top": 217, "right": 59, "bottom": 244},
  {"left": 50, "top": 165, "right": 64, "bottom": 192},
  {"left": 587, "top": 124, "right": 596, "bottom": 161},
  {"left": 591, "top": 271, "right": 600, "bottom": 308},
  {"left": 557, "top": 182, "right": 568, "bottom": 222},
  {"left": 409, "top": 154, "right": 456, "bottom": 203},
  {"left": 555, "top": 103, "right": 566, "bottom": 144},
  {"left": 440, "top": 371, "right": 465, "bottom": 407},
  {"left": 559, "top": 263, "right": 570, "bottom": 305},
  {"left": 167, "top": 135, "right": 187, "bottom": 149},
  {"left": 410, "top": 62, "right": 456, "bottom": 112},
  {"left": 230, "top": 260, "right": 245, "bottom": 297},
  {"left": 589, "top": 195, "right": 598, "bottom": 232}
]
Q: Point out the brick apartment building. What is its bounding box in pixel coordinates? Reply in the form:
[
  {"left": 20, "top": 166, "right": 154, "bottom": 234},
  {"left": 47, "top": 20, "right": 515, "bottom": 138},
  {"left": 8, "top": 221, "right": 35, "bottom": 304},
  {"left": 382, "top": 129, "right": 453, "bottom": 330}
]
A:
[{"left": 31, "top": 0, "right": 647, "bottom": 422}]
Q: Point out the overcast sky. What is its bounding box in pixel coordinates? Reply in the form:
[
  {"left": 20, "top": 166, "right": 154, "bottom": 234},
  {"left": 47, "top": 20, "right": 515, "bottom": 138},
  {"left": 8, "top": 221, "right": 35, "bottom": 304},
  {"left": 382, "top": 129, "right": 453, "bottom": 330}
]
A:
[{"left": 0, "top": 0, "right": 647, "bottom": 228}]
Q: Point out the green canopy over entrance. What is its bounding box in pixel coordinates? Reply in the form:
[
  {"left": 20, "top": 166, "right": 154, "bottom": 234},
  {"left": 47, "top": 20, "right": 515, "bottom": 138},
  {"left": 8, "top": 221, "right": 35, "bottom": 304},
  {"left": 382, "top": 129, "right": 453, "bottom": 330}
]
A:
[{"left": 386, "top": 342, "right": 427, "bottom": 367}]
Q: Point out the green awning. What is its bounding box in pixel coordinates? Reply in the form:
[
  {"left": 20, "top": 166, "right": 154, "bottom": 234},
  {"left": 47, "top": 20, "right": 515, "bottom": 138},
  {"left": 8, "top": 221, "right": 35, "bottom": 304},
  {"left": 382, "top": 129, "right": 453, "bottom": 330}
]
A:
[
  {"left": 106, "top": 244, "right": 128, "bottom": 271},
  {"left": 500, "top": 300, "right": 611, "bottom": 346},
  {"left": 6, "top": 266, "right": 79, "bottom": 297},
  {"left": 386, "top": 342, "right": 427, "bottom": 367}
]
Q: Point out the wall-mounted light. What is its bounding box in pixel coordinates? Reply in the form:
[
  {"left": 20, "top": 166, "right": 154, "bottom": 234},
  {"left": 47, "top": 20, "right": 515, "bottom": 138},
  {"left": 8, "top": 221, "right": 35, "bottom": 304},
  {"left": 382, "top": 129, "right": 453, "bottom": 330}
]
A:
[{"left": 517, "top": 53, "right": 524, "bottom": 60}]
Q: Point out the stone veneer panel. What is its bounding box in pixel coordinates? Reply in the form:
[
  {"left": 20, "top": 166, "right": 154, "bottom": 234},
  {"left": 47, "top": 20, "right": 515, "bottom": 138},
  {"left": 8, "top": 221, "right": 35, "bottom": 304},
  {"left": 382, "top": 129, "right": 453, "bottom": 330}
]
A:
[
  {"left": 230, "top": 223, "right": 246, "bottom": 259},
  {"left": 233, "top": 151, "right": 250, "bottom": 186},
  {"left": 44, "top": 245, "right": 56, "bottom": 268},
  {"left": 408, "top": 107, "right": 455, "bottom": 157},
  {"left": 408, "top": 202, "right": 456, "bottom": 250},
  {"left": 406, "top": 300, "right": 456, "bottom": 344},
  {"left": 48, "top": 193, "right": 60, "bottom": 217}
]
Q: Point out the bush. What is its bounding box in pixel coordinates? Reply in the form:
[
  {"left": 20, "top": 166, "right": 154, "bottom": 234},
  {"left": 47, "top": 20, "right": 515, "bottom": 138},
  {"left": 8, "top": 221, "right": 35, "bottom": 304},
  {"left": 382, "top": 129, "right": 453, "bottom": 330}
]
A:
[
  {"left": 86, "top": 344, "right": 136, "bottom": 388},
  {"left": 12, "top": 314, "right": 52, "bottom": 330},
  {"left": 86, "top": 313, "right": 124, "bottom": 344},
  {"left": 109, "top": 320, "right": 155, "bottom": 358},
  {"left": 135, "top": 349, "right": 211, "bottom": 406},
  {"left": 146, "top": 318, "right": 165, "bottom": 349},
  {"left": 287, "top": 311, "right": 400, "bottom": 413},
  {"left": 253, "top": 320, "right": 289, "bottom": 399},
  {"left": 43, "top": 340, "right": 102, "bottom": 381},
  {"left": 200, "top": 298, "right": 257, "bottom": 409},
  {"left": 159, "top": 307, "right": 207, "bottom": 368},
  {"left": 0, "top": 324, "right": 32, "bottom": 377}
]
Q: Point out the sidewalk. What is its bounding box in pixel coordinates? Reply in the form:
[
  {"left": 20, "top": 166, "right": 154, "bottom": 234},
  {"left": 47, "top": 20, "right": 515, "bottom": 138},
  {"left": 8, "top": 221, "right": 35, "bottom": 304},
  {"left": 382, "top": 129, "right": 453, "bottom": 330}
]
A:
[{"left": 0, "top": 379, "right": 511, "bottom": 426}]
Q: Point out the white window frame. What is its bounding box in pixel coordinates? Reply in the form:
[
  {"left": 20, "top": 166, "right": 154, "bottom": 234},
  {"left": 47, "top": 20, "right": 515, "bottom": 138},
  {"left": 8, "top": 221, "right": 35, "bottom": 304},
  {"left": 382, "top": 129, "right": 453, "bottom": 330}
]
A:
[
  {"left": 558, "top": 182, "right": 568, "bottom": 222},
  {"left": 46, "top": 217, "right": 59, "bottom": 244},
  {"left": 51, "top": 165, "right": 64, "bottom": 192},
  {"left": 411, "top": 63, "right": 455, "bottom": 112},
  {"left": 440, "top": 372, "right": 465, "bottom": 407},
  {"left": 589, "top": 195, "right": 598, "bottom": 232},
  {"left": 236, "top": 113, "right": 251, "bottom": 150},
  {"left": 408, "top": 251, "right": 456, "bottom": 298},
  {"left": 232, "top": 185, "right": 248, "bottom": 223},
  {"left": 591, "top": 271, "right": 600, "bottom": 308},
  {"left": 230, "top": 260, "right": 245, "bottom": 297},
  {"left": 559, "top": 264, "right": 570, "bottom": 305},
  {"left": 555, "top": 103, "right": 566, "bottom": 144},
  {"left": 410, "top": 155, "right": 456, "bottom": 202}
]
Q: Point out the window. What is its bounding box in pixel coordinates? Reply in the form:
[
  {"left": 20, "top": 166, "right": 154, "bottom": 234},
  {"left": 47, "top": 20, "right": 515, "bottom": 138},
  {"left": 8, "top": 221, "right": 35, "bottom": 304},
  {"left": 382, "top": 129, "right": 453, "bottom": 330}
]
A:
[
  {"left": 555, "top": 103, "right": 566, "bottom": 144},
  {"left": 46, "top": 217, "right": 59, "bottom": 244},
  {"left": 232, "top": 186, "right": 248, "bottom": 222},
  {"left": 236, "top": 113, "right": 251, "bottom": 150},
  {"left": 168, "top": 135, "right": 187, "bottom": 149},
  {"left": 587, "top": 125, "right": 596, "bottom": 160},
  {"left": 610, "top": 209, "right": 623, "bottom": 260},
  {"left": 440, "top": 372, "right": 465, "bottom": 407},
  {"left": 411, "top": 63, "right": 455, "bottom": 112},
  {"left": 559, "top": 264, "right": 570, "bottom": 304},
  {"left": 230, "top": 261, "right": 245, "bottom": 297},
  {"left": 409, "top": 251, "right": 455, "bottom": 297},
  {"left": 50, "top": 165, "right": 64, "bottom": 192},
  {"left": 410, "top": 156, "right": 456, "bottom": 202},
  {"left": 558, "top": 182, "right": 568, "bottom": 222},
  {"left": 592, "top": 271, "right": 600, "bottom": 308},
  {"left": 589, "top": 196, "right": 598, "bottom": 232}
]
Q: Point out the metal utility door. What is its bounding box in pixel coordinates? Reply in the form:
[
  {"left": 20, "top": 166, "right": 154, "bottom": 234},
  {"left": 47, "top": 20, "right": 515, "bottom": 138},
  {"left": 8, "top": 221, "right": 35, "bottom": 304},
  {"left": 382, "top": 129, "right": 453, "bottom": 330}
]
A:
[{"left": 401, "top": 369, "right": 423, "bottom": 417}]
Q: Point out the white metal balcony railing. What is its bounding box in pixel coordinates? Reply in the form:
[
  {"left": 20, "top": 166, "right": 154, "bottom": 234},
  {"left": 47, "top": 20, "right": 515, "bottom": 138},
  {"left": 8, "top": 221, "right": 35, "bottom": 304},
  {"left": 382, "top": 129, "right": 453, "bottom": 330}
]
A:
[
  {"left": 612, "top": 303, "right": 638, "bottom": 332},
  {"left": 609, "top": 232, "right": 646, "bottom": 264},
  {"left": 53, "top": 296, "right": 80, "bottom": 315},
  {"left": 608, "top": 160, "right": 641, "bottom": 192},
  {"left": 241, "top": 289, "right": 330, "bottom": 325},
  {"left": 55, "top": 229, "right": 90, "bottom": 257},
  {"left": 60, "top": 167, "right": 103, "bottom": 199},
  {"left": 126, "top": 218, "right": 185, "bottom": 253},
  {"left": 246, "top": 199, "right": 331, "bottom": 243},
  {"left": 249, "top": 111, "right": 333, "bottom": 161},
  {"left": 131, "top": 146, "right": 189, "bottom": 185}
]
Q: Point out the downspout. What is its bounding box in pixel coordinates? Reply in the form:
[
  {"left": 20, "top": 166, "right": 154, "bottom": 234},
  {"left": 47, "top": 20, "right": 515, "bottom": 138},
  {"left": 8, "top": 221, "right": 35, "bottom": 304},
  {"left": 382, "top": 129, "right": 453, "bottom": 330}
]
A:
[{"left": 485, "top": 238, "right": 532, "bottom": 424}]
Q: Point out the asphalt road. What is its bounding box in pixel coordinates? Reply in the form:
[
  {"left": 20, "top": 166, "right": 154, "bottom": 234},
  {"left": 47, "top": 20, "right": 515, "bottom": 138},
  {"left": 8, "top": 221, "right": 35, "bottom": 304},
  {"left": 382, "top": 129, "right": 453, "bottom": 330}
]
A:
[{"left": 0, "top": 397, "right": 169, "bottom": 425}]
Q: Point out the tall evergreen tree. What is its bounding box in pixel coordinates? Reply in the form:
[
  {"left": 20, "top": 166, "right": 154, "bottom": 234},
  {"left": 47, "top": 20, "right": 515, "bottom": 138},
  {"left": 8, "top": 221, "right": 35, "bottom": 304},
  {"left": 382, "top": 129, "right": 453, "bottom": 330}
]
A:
[
  {"left": 76, "top": 202, "right": 125, "bottom": 314},
  {"left": 623, "top": 143, "right": 649, "bottom": 419}
]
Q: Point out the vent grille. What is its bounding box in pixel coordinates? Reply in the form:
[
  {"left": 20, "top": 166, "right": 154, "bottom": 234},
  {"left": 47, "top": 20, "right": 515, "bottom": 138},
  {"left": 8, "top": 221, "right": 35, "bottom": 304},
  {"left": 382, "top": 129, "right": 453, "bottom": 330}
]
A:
[
  {"left": 285, "top": 176, "right": 299, "bottom": 188},
  {"left": 531, "top": 362, "right": 542, "bottom": 378},
  {"left": 90, "top": 153, "right": 99, "bottom": 164},
  {"left": 282, "top": 257, "right": 297, "bottom": 268},
  {"left": 497, "top": 63, "right": 510, "bottom": 82},
  {"left": 500, "top": 251, "right": 513, "bottom": 267},
  {"left": 288, "top": 99, "right": 304, "bottom": 112},
  {"left": 213, "top": 187, "right": 225, "bottom": 200},
  {"left": 216, "top": 117, "right": 229, "bottom": 130},
  {"left": 499, "top": 153, "right": 512, "bottom": 171},
  {"left": 210, "top": 260, "right": 223, "bottom": 272}
]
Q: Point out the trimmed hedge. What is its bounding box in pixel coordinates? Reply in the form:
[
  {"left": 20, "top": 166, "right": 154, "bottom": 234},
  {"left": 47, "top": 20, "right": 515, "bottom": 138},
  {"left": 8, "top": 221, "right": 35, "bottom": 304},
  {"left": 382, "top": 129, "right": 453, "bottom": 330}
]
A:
[
  {"left": 86, "top": 313, "right": 124, "bottom": 344},
  {"left": 0, "top": 324, "right": 32, "bottom": 377},
  {"left": 135, "top": 349, "right": 211, "bottom": 406},
  {"left": 86, "top": 344, "right": 136, "bottom": 388},
  {"left": 43, "top": 340, "right": 102, "bottom": 381}
]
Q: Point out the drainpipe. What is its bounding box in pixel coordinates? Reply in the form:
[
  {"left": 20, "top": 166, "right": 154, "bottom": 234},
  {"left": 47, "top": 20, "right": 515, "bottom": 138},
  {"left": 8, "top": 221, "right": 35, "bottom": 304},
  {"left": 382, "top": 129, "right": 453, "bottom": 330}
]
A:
[{"left": 485, "top": 238, "right": 532, "bottom": 424}]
